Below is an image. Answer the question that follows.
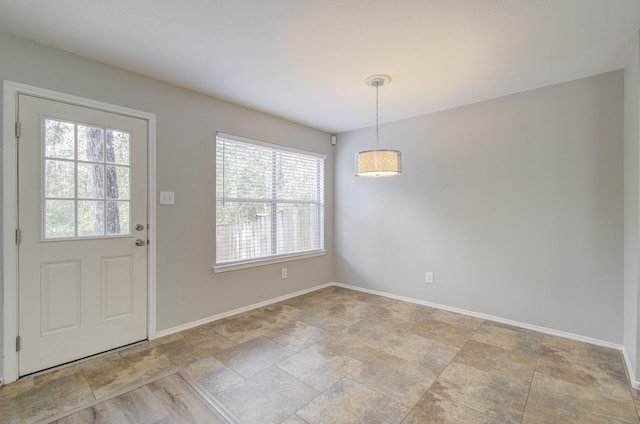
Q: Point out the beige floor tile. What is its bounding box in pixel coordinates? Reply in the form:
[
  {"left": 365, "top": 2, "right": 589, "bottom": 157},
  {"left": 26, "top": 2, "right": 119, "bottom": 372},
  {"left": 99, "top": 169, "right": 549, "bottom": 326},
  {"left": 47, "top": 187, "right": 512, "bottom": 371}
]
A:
[
  {"left": 182, "top": 355, "right": 244, "bottom": 395},
  {"left": 521, "top": 406, "right": 574, "bottom": 424},
  {"left": 429, "top": 362, "right": 528, "bottom": 424},
  {"left": 33, "top": 351, "right": 122, "bottom": 386},
  {"left": 216, "top": 366, "right": 318, "bottom": 424},
  {"left": 158, "top": 330, "right": 235, "bottom": 367},
  {"left": 354, "top": 310, "right": 416, "bottom": 336},
  {"left": 526, "top": 372, "right": 639, "bottom": 423},
  {"left": 277, "top": 343, "right": 362, "bottom": 391},
  {"left": 211, "top": 314, "right": 278, "bottom": 343},
  {"left": 282, "top": 415, "right": 311, "bottom": 424},
  {"left": 382, "top": 332, "right": 459, "bottom": 374},
  {"left": 214, "top": 336, "right": 293, "bottom": 378},
  {"left": 281, "top": 293, "right": 340, "bottom": 315},
  {"left": 295, "top": 310, "right": 357, "bottom": 333},
  {"left": 0, "top": 371, "right": 94, "bottom": 423},
  {"left": 429, "top": 309, "right": 484, "bottom": 330},
  {"left": 264, "top": 320, "right": 328, "bottom": 352},
  {"left": 402, "top": 391, "right": 502, "bottom": 424},
  {"left": 325, "top": 298, "right": 386, "bottom": 321},
  {"left": 83, "top": 347, "right": 175, "bottom": 399},
  {"left": 311, "top": 286, "right": 363, "bottom": 303},
  {"left": 117, "top": 332, "right": 184, "bottom": 357},
  {"left": 471, "top": 321, "right": 542, "bottom": 355},
  {"left": 319, "top": 329, "right": 395, "bottom": 362},
  {"left": 536, "top": 335, "right": 631, "bottom": 398},
  {"left": 297, "top": 378, "right": 410, "bottom": 424},
  {"left": 246, "top": 303, "right": 306, "bottom": 326},
  {"left": 453, "top": 339, "right": 537, "bottom": 386},
  {"left": 350, "top": 351, "right": 437, "bottom": 407},
  {"left": 352, "top": 291, "right": 400, "bottom": 307},
  {"left": 410, "top": 317, "right": 475, "bottom": 348},
  {"left": 381, "top": 300, "right": 435, "bottom": 324}
]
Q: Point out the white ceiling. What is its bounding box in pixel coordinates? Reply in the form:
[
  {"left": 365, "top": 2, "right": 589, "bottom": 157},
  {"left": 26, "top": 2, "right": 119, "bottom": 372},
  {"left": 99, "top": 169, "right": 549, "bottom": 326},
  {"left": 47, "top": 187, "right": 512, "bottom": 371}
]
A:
[{"left": 0, "top": 0, "right": 639, "bottom": 133}]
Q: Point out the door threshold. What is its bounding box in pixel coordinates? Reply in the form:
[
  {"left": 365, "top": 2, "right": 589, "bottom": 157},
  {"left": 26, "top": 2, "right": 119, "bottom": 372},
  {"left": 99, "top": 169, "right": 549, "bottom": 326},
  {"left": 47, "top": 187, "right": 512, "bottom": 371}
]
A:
[{"left": 20, "top": 339, "right": 148, "bottom": 380}]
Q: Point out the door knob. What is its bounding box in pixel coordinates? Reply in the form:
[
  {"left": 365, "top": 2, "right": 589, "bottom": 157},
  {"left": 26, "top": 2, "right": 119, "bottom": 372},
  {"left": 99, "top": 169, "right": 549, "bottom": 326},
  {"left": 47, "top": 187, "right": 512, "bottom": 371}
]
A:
[{"left": 135, "top": 239, "right": 146, "bottom": 247}]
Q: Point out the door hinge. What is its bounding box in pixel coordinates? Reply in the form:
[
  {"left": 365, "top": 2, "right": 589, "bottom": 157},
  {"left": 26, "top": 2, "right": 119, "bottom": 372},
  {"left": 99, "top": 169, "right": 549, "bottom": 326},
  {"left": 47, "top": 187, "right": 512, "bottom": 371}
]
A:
[
  {"left": 15, "top": 229, "right": 21, "bottom": 245},
  {"left": 15, "top": 121, "right": 21, "bottom": 139},
  {"left": 16, "top": 336, "right": 21, "bottom": 352}
]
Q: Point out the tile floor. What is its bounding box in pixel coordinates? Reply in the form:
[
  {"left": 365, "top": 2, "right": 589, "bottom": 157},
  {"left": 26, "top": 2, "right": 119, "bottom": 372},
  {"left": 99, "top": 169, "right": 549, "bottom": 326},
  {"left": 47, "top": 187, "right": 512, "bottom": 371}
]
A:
[{"left": 1, "top": 286, "right": 639, "bottom": 423}]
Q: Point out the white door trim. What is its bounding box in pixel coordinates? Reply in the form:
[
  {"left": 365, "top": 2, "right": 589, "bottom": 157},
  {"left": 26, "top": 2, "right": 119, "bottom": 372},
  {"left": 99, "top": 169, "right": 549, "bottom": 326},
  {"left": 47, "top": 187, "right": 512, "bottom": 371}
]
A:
[{"left": 2, "top": 81, "right": 157, "bottom": 384}]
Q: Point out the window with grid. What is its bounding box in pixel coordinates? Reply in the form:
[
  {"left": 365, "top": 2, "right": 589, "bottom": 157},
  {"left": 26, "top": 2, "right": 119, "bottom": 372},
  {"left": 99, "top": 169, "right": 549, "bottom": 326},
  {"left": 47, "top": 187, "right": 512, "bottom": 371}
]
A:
[{"left": 215, "top": 133, "right": 325, "bottom": 268}]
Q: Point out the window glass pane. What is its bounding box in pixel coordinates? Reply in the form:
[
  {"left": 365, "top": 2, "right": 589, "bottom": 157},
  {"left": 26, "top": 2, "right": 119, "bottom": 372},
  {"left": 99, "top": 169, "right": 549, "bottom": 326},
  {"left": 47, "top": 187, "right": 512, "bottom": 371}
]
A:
[
  {"left": 45, "top": 119, "right": 75, "bottom": 159},
  {"left": 276, "top": 203, "right": 319, "bottom": 254},
  {"left": 78, "top": 163, "right": 105, "bottom": 199},
  {"left": 106, "top": 201, "right": 130, "bottom": 235},
  {"left": 106, "top": 166, "right": 130, "bottom": 200},
  {"left": 217, "top": 140, "right": 272, "bottom": 200},
  {"left": 276, "top": 152, "right": 320, "bottom": 201},
  {"left": 45, "top": 200, "right": 75, "bottom": 238},
  {"left": 45, "top": 160, "right": 75, "bottom": 198},
  {"left": 106, "top": 130, "right": 130, "bottom": 165},
  {"left": 216, "top": 201, "right": 271, "bottom": 262},
  {"left": 78, "top": 200, "right": 104, "bottom": 236},
  {"left": 77, "top": 125, "right": 104, "bottom": 162}
]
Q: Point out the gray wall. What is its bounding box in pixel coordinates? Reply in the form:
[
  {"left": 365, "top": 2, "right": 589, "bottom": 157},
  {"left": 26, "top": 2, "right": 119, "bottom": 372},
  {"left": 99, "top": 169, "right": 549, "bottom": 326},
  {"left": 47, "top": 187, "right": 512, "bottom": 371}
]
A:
[
  {"left": 0, "top": 32, "right": 335, "bottom": 340},
  {"left": 336, "top": 71, "right": 624, "bottom": 343},
  {"left": 624, "top": 30, "right": 640, "bottom": 381}
]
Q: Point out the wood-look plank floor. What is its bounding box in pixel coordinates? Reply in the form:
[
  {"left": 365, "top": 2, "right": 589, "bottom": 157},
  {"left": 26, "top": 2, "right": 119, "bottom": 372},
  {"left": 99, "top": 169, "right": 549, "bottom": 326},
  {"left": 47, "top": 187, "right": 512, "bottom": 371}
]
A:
[{"left": 50, "top": 373, "right": 229, "bottom": 424}]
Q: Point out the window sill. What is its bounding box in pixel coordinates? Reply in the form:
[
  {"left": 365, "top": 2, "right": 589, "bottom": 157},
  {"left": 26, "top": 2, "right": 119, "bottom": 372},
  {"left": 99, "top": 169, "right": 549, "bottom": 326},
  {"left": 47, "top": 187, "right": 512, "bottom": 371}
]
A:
[{"left": 212, "top": 250, "right": 327, "bottom": 273}]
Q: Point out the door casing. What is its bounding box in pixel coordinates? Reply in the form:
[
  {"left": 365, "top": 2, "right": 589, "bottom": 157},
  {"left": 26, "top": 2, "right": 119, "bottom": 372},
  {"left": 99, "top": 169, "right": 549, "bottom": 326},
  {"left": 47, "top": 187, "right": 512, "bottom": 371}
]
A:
[{"left": 2, "top": 80, "right": 157, "bottom": 384}]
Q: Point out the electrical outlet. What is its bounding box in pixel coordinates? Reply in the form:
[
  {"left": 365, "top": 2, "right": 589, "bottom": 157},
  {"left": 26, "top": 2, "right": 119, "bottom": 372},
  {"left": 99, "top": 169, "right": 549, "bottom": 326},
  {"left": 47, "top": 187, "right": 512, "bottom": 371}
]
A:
[
  {"left": 159, "top": 191, "right": 175, "bottom": 205},
  {"left": 425, "top": 272, "right": 434, "bottom": 284},
  {"left": 281, "top": 268, "right": 288, "bottom": 279}
]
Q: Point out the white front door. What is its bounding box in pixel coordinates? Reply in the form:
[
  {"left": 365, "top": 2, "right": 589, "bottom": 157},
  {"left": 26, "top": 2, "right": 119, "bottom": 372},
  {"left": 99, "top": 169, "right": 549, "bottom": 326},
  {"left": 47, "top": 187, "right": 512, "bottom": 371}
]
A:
[{"left": 18, "top": 94, "right": 148, "bottom": 376}]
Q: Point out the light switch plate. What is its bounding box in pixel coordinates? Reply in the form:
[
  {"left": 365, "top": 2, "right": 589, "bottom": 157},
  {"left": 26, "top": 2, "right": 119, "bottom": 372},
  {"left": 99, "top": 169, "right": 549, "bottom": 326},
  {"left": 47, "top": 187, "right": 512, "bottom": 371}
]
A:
[{"left": 160, "top": 191, "right": 175, "bottom": 205}]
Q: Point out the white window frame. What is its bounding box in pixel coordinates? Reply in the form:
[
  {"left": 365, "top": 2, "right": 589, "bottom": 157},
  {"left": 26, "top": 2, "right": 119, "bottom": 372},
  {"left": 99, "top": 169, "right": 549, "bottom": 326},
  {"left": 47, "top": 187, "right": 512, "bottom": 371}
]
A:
[{"left": 213, "top": 132, "right": 326, "bottom": 273}]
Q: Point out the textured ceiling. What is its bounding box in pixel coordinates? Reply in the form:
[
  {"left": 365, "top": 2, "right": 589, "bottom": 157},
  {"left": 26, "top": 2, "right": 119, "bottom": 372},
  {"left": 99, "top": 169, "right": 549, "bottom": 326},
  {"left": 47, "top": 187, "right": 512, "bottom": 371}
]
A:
[{"left": 0, "top": 0, "right": 639, "bottom": 133}]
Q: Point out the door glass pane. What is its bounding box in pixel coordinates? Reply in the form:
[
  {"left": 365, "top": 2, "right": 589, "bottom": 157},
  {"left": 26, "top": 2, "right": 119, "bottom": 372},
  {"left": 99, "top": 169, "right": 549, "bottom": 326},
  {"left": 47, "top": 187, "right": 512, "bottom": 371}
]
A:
[
  {"left": 106, "top": 129, "right": 130, "bottom": 165},
  {"left": 43, "top": 119, "right": 133, "bottom": 239},
  {"left": 45, "top": 200, "right": 75, "bottom": 238},
  {"left": 78, "top": 201, "right": 105, "bottom": 236},
  {"left": 77, "top": 126, "right": 104, "bottom": 162},
  {"left": 45, "top": 119, "right": 75, "bottom": 159},
  {"left": 106, "top": 201, "right": 130, "bottom": 235},
  {"left": 78, "top": 163, "right": 104, "bottom": 199},
  {"left": 106, "top": 166, "right": 130, "bottom": 199},
  {"left": 45, "top": 160, "right": 75, "bottom": 198}
]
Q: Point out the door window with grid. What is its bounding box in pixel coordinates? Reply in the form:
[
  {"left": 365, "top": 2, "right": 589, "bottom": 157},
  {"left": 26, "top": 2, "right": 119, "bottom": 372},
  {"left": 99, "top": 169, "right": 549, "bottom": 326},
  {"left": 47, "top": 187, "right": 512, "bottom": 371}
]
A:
[
  {"left": 43, "top": 118, "right": 131, "bottom": 239},
  {"left": 215, "top": 133, "right": 325, "bottom": 268}
]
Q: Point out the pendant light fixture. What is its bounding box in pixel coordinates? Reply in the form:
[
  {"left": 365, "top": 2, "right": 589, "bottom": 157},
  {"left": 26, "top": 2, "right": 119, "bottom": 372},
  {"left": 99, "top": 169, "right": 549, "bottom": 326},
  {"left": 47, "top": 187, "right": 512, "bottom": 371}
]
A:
[{"left": 355, "top": 75, "right": 402, "bottom": 178}]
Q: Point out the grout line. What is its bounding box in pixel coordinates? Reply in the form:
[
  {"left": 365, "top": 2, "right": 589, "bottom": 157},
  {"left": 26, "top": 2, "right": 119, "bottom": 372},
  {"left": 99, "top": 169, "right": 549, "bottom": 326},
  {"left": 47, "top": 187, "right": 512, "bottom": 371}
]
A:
[{"left": 519, "top": 337, "right": 544, "bottom": 423}]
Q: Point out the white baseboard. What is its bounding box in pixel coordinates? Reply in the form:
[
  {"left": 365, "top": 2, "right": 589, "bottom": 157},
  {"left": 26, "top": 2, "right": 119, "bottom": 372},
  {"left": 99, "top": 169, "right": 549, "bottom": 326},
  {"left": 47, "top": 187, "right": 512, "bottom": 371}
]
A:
[
  {"left": 155, "top": 282, "right": 333, "bottom": 338},
  {"left": 622, "top": 346, "right": 640, "bottom": 389}
]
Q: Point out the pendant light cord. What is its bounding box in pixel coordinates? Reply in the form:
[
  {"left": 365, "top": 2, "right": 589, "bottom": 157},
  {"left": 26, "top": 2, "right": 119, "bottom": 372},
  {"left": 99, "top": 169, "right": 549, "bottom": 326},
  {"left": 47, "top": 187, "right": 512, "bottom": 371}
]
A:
[{"left": 375, "top": 83, "right": 380, "bottom": 150}]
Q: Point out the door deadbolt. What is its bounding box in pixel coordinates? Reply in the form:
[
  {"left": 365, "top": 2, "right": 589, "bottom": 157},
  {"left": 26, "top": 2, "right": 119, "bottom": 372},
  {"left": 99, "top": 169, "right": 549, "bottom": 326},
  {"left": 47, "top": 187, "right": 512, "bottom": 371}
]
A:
[{"left": 135, "top": 224, "right": 145, "bottom": 231}]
